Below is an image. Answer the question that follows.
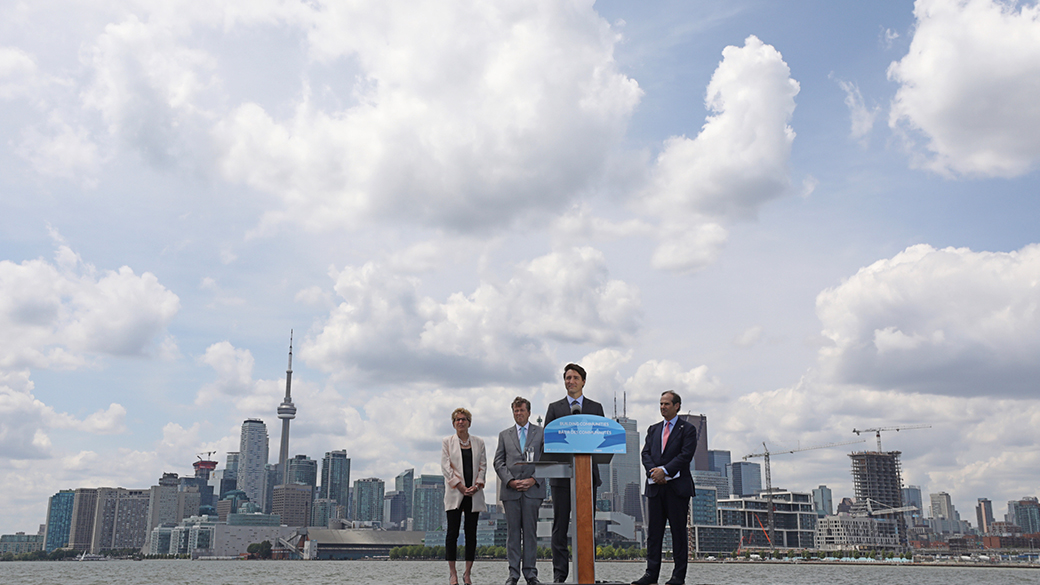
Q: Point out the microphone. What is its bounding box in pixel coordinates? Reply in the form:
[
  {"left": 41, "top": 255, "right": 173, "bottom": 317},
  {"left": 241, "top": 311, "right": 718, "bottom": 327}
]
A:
[{"left": 570, "top": 402, "right": 581, "bottom": 415}]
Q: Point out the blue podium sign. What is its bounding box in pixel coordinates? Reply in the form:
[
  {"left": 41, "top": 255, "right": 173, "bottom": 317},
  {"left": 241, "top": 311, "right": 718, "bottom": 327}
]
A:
[{"left": 543, "top": 415, "right": 627, "bottom": 454}]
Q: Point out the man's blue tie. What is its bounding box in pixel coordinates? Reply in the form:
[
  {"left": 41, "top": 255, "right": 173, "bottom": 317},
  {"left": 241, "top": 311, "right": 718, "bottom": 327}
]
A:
[{"left": 519, "top": 426, "right": 527, "bottom": 448}]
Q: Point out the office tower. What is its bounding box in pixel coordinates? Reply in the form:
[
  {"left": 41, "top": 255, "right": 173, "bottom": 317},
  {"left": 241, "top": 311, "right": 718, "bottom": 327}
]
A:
[
  {"left": 976, "top": 498, "right": 994, "bottom": 534},
  {"left": 277, "top": 333, "right": 297, "bottom": 484},
  {"left": 708, "top": 450, "right": 731, "bottom": 477},
  {"left": 726, "top": 461, "right": 761, "bottom": 497},
  {"left": 286, "top": 454, "right": 318, "bottom": 494},
  {"left": 902, "top": 485, "right": 924, "bottom": 523},
  {"left": 44, "top": 490, "right": 75, "bottom": 552},
  {"left": 238, "top": 419, "right": 269, "bottom": 504},
  {"left": 320, "top": 450, "right": 351, "bottom": 513},
  {"left": 677, "top": 413, "right": 709, "bottom": 471},
  {"left": 692, "top": 470, "right": 729, "bottom": 500},
  {"left": 272, "top": 483, "right": 312, "bottom": 527},
  {"left": 384, "top": 490, "right": 408, "bottom": 529},
  {"left": 311, "top": 498, "right": 339, "bottom": 528},
  {"left": 225, "top": 452, "right": 240, "bottom": 480},
  {"left": 413, "top": 474, "right": 446, "bottom": 531},
  {"left": 609, "top": 414, "right": 641, "bottom": 521},
  {"left": 91, "top": 488, "right": 150, "bottom": 553},
  {"left": 929, "top": 492, "right": 955, "bottom": 519},
  {"left": 262, "top": 463, "right": 280, "bottom": 513},
  {"left": 68, "top": 488, "right": 99, "bottom": 551},
  {"left": 812, "top": 485, "right": 833, "bottom": 517},
  {"left": 354, "top": 478, "right": 385, "bottom": 523},
  {"left": 216, "top": 490, "right": 249, "bottom": 521},
  {"left": 145, "top": 473, "right": 181, "bottom": 547},
  {"left": 395, "top": 469, "right": 414, "bottom": 520}
]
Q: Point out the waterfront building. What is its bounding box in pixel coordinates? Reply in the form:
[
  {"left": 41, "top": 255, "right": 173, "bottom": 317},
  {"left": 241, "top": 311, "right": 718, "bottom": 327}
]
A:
[
  {"left": 68, "top": 488, "right": 98, "bottom": 551},
  {"left": 717, "top": 490, "right": 816, "bottom": 549},
  {"left": 815, "top": 515, "right": 899, "bottom": 551},
  {"left": 145, "top": 473, "right": 181, "bottom": 550},
  {"left": 690, "top": 485, "right": 718, "bottom": 526},
  {"left": 354, "top": 478, "right": 385, "bottom": 523},
  {"left": 395, "top": 468, "right": 415, "bottom": 521},
  {"left": 0, "top": 532, "right": 45, "bottom": 555},
  {"left": 812, "top": 485, "right": 833, "bottom": 517},
  {"left": 271, "top": 483, "right": 313, "bottom": 527},
  {"left": 44, "top": 489, "right": 75, "bottom": 552},
  {"left": 320, "top": 450, "right": 351, "bottom": 515},
  {"left": 726, "top": 461, "right": 761, "bottom": 497},
  {"left": 311, "top": 498, "right": 339, "bottom": 528},
  {"left": 91, "top": 487, "right": 151, "bottom": 553},
  {"left": 412, "top": 474, "right": 446, "bottom": 531},
  {"left": 1013, "top": 498, "right": 1040, "bottom": 533},
  {"left": 238, "top": 419, "right": 270, "bottom": 505}
]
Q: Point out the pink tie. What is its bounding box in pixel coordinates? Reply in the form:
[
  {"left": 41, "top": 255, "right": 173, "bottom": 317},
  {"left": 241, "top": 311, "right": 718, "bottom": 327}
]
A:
[{"left": 662, "top": 421, "right": 671, "bottom": 450}]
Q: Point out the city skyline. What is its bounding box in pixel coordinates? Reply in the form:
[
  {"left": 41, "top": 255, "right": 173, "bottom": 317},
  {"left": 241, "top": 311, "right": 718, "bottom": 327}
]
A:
[{"left": 2, "top": 0, "right": 1040, "bottom": 536}]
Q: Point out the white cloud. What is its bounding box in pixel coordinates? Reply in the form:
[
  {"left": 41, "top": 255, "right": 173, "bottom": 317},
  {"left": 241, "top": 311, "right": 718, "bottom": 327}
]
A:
[
  {"left": 196, "top": 341, "right": 256, "bottom": 404},
  {"left": 816, "top": 243, "right": 1040, "bottom": 398},
  {"left": 17, "top": 115, "right": 102, "bottom": 187},
  {"left": 215, "top": 0, "right": 642, "bottom": 233},
  {"left": 888, "top": 0, "right": 1040, "bottom": 177},
  {"left": 0, "top": 244, "right": 180, "bottom": 370},
  {"left": 640, "top": 36, "right": 799, "bottom": 274},
  {"left": 835, "top": 78, "right": 878, "bottom": 145},
  {"left": 304, "top": 247, "right": 642, "bottom": 386},
  {"left": 0, "top": 46, "right": 41, "bottom": 100}
]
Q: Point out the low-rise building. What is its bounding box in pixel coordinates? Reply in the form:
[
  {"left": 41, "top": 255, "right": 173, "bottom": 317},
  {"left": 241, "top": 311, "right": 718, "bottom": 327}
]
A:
[{"left": 815, "top": 515, "right": 899, "bottom": 551}]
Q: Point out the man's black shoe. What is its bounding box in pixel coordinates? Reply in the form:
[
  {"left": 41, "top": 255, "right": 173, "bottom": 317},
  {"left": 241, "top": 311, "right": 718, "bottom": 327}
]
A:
[
  {"left": 631, "top": 574, "right": 658, "bottom": 585},
  {"left": 664, "top": 580, "right": 685, "bottom": 585}
]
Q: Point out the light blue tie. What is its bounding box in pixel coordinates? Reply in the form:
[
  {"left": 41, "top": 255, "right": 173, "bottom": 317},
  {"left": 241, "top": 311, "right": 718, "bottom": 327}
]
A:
[{"left": 519, "top": 426, "right": 527, "bottom": 449}]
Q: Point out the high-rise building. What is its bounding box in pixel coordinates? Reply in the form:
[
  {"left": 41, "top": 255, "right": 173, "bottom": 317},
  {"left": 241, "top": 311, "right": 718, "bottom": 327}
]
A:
[
  {"left": 91, "top": 487, "right": 150, "bottom": 553},
  {"left": 225, "top": 452, "right": 240, "bottom": 480},
  {"left": 68, "top": 488, "right": 99, "bottom": 551},
  {"left": 929, "top": 491, "right": 955, "bottom": 520},
  {"left": 320, "top": 450, "right": 351, "bottom": 515},
  {"left": 276, "top": 333, "right": 297, "bottom": 484},
  {"left": 849, "top": 451, "right": 905, "bottom": 544},
  {"left": 1013, "top": 498, "right": 1040, "bottom": 533},
  {"left": 384, "top": 490, "right": 408, "bottom": 529},
  {"left": 692, "top": 470, "right": 729, "bottom": 501},
  {"left": 726, "top": 461, "right": 761, "bottom": 497},
  {"left": 976, "top": 498, "right": 994, "bottom": 534},
  {"left": 902, "top": 485, "right": 924, "bottom": 524},
  {"left": 608, "top": 414, "right": 641, "bottom": 521},
  {"left": 145, "top": 473, "right": 181, "bottom": 549},
  {"left": 311, "top": 498, "right": 339, "bottom": 528},
  {"left": 690, "top": 485, "right": 718, "bottom": 525},
  {"left": 354, "top": 478, "right": 385, "bottom": 523},
  {"left": 395, "top": 469, "right": 414, "bottom": 520},
  {"left": 812, "top": 485, "right": 833, "bottom": 517},
  {"left": 272, "top": 483, "right": 312, "bottom": 527},
  {"left": 413, "top": 474, "right": 446, "bottom": 531},
  {"left": 677, "top": 413, "right": 709, "bottom": 471},
  {"left": 44, "top": 490, "right": 75, "bottom": 552},
  {"left": 238, "top": 419, "right": 269, "bottom": 504},
  {"left": 286, "top": 454, "right": 318, "bottom": 494},
  {"left": 708, "top": 450, "right": 731, "bottom": 477}
]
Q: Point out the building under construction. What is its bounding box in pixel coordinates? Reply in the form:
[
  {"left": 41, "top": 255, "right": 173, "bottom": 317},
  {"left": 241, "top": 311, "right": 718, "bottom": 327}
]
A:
[{"left": 849, "top": 450, "right": 906, "bottom": 547}]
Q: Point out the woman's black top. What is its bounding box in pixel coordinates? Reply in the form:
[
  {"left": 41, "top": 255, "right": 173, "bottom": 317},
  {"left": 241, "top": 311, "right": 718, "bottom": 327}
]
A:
[{"left": 461, "top": 446, "right": 473, "bottom": 487}]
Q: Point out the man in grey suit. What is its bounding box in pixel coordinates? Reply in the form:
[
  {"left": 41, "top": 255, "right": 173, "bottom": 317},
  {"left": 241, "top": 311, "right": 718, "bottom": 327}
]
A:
[
  {"left": 543, "top": 363, "right": 604, "bottom": 583},
  {"left": 495, "top": 396, "right": 545, "bottom": 585}
]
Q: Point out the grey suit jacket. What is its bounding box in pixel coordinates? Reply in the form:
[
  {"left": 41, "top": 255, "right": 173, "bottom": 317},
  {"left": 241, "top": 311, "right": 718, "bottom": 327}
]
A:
[{"left": 494, "top": 424, "right": 546, "bottom": 501}]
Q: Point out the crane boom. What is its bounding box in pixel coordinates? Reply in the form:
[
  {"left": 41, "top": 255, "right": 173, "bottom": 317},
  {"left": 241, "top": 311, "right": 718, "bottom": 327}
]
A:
[{"left": 852, "top": 424, "right": 931, "bottom": 451}]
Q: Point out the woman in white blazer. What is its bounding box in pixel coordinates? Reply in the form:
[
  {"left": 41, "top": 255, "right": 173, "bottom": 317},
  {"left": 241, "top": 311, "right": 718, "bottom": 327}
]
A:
[{"left": 441, "top": 407, "right": 487, "bottom": 585}]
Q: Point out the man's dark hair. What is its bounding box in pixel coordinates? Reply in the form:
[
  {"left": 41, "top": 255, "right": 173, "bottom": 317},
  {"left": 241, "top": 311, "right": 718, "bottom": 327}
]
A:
[
  {"left": 563, "top": 363, "right": 586, "bottom": 381},
  {"left": 661, "top": 390, "right": 681, "bottom": 406},
  {"left": 511, "top": 396, "right": 531, "bottom": 412}
]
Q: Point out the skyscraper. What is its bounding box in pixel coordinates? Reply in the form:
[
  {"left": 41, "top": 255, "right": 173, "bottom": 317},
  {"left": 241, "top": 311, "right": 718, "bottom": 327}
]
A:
[
  {"left": 276, "top": 332, "right": 297, "bottom": 484},
  {"left": 812, "top": 485, "right": 833, "bottom": 517},
  {"left": 395, "top": 468, "right": 414, "bottom": 520},
  {"left": 238, "top": 419, "right": 269, "bottom": 504},
  {"left": 726, "top": 461, "right": 761, "bottom": 497},
  {"left": 608, "top": 413, "right": 641, "bottom": 519},
  {"left": 708, "top": 450, "right": 731, "bottom": 477},
  {"left": 1013, "top": 498, "right": 1040, "bottom": 533},
  {"left": 44, "top": 490, "right": 75, "bottom": 552},
  {"left": 91, "top": 487, "right": 150, "bottom": 553},
  {"left": 412, "top": 474, "right": 446, "bottom": 531},
  {"left": 68, "top": 488, "right": 98, "bottom": 551},
  {"left": 850, "top": 450, "right": 905, "bottom": 543},
  {"left": 677, "top": 413, "right": 709, "bottom": 471},
  {"left": 286, "top": 454, "right": 318, "bottom": 494},
  {"left": 976, "top": 498, "right": 994, "bottom": 534},
  {"left": 320, "top": 450, "right": 351, "bottom": 514},
  {"left": 929, "top": 491, "right": 955, "bottom": 520},
  {"left": 354, "top": 478, "right": 385, "bottom": 523},
  {"left": 272, "top": 483, "right": 312, "bottom": 527}
]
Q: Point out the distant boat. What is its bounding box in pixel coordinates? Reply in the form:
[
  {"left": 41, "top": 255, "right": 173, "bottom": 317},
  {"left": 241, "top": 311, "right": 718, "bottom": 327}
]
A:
[{"left": 77, "top": 551, "right": 108, "bottom": 561}]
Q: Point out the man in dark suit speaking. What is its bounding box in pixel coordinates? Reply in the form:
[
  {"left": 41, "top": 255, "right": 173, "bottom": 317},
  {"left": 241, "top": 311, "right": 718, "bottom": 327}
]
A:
[
  {"left": 632, "top": 391, "right": 697, "bottom": 585},
  {"left": 543, "top": 363, "right": 604, "bottom": 583}
]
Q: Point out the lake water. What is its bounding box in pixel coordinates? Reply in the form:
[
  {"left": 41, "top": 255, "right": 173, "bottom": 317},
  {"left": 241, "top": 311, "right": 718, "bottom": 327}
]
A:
[{"left": 1, "top": 559, "right": 1037, "bottom": 585}]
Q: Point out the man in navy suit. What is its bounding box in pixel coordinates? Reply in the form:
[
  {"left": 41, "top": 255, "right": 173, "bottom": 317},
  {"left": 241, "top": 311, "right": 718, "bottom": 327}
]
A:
[{"left": 632, "top": 391, "right": 697, "bottom": 585}]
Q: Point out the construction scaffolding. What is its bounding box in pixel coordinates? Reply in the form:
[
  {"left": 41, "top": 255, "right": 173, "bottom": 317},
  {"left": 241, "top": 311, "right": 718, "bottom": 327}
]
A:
[{"left": 849, "top": 450, "right": 907, "bottom": 548}]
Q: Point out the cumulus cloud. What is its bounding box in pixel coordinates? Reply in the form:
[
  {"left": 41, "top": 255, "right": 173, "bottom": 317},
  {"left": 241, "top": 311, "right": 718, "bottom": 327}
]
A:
[
  {"left": 0, "top": 46, "right": 42, "bottom": 100},
  {"left": 196, "top": 341, "right": 257, "bottom": 404},
  {"left": 305, "top": 247, "right": 642, "bottom": 386},
  {"left": 640, "top": 36, "right": 799, "bottom": 274},
  {"left": 888, "top": 0, "right": 1040, "bottom": 177},
  {"left": 816, "top": 243, "right": 1040, "bottom": 398},
  {"left": 0, "top": 244, "right": 180, "bottom": 370},
  {"left": 214, "top": 0, "right": 642, "bottom": 233}
]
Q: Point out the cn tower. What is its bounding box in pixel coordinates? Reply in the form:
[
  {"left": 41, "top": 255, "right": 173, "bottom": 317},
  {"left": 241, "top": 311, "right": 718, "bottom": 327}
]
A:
[{"left": 277, "top": 330, "right": 296, "bottom": 484}]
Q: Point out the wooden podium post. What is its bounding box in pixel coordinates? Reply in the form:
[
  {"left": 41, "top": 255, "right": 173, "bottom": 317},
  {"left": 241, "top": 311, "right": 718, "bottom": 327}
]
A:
[{"left": 572, "top": 454, "right": 595, "bottom": 584}]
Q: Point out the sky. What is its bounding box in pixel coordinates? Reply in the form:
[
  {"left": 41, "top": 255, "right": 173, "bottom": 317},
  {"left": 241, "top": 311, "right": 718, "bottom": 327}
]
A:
[{"left": 1, "top": 0, "right": 1039, "bottom": 535}]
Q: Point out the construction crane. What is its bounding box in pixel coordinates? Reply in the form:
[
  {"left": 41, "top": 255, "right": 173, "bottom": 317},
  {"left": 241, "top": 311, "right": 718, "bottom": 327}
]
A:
[
  {"left": 852, "top": 425, "right": 931, "bottom": 452},
  {"left": 197, "top": 451, "right": 216, "bottom": 461},
  {"left": 743, "top": 439, "right": 865, "bottom": 548},
  {"left": 852, "top": 498, "right": 919, "bottom": 517}
]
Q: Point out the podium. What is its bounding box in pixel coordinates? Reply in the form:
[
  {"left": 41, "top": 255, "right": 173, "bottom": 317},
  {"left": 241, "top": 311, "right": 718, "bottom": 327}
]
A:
[{"left": 539, "top": 415, "right": 627, "bottom": 584}]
